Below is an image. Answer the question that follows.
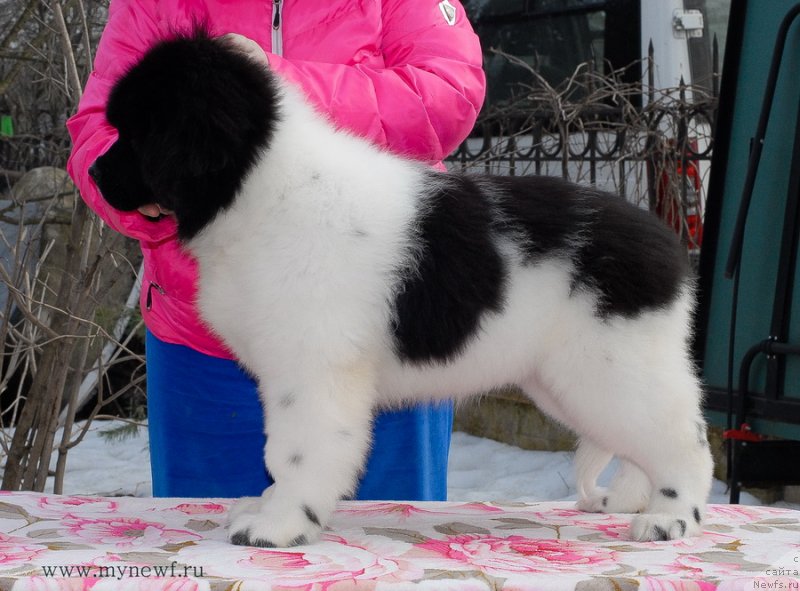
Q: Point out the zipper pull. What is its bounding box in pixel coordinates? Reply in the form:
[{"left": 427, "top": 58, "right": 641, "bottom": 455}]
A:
[
  {"left": 146, "top": 282, "right": 165, "bottom": 311},
  {"left": 271, "top": 0, "right": 284, "bottom": 56},
  {"left": 272, "top": 0, "right": 282, "bottom": 30}
]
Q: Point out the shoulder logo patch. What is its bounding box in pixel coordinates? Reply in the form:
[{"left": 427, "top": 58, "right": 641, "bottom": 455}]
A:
[{"left": 438, "top": 0, "right": 457, "bottom": 26}]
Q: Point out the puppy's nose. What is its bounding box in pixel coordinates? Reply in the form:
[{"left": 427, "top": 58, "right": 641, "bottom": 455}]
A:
[{"left": 88, "top": 162, "right": 101, "bottom": 183}]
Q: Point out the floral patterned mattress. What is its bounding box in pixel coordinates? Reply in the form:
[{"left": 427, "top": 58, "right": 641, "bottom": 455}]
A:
[{"left": 0, "top": 492, "right": 798, "bottom": 590}]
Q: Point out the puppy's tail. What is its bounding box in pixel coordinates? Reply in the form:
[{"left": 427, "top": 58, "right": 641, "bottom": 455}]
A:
[{"left": 575, "top": 438, "right": 613, "bottom": 501}]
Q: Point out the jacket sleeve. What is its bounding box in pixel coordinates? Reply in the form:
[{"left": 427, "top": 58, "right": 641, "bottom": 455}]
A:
[
  {"left": 268, "top": 0, "right": 485, "bottom": 164},
  {"left": 66, "top": 0, "right": 177, "bottom": 243}
]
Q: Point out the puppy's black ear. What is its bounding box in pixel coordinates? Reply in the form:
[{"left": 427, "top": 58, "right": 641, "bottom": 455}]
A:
[
  {"left": 158, "top": 96, "right": 254, "bottom": 177},
  {"left": 140, "top": 108, "right": 237, "bottom": 181},
  {"left": 170, "top": 35, "right": 278, "bottom": 168}
]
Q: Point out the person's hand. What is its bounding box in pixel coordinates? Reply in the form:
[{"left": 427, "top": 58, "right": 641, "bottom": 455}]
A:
[
  {"left": 218, "top": 33, "right": 269, "bottom": 66},
  {"left": 138, "top": 204, "right": 174, "bottom": 218}
]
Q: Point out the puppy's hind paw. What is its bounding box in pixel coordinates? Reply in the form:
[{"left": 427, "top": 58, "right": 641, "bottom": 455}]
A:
[{"left": 577, "top": 487, "right": 648, "bottom": 514}]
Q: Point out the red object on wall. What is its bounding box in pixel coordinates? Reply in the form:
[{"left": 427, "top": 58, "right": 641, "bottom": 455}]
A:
[{"left": 655, "top": 142, "right": 704, "bottom": 252}]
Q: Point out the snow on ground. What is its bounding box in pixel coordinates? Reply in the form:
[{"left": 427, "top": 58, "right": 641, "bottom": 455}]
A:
[
  {"left": 448, "top": 431, "right": 779, "bottom": 508},
  {"left": 3, "top": 420, "right": 798, "bottom": 511},
  {"left": 52, "top": 422, "right": 153, "bottom": 497}
]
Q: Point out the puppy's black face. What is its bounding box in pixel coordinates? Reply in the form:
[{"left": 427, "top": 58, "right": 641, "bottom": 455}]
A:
[
  {"left": 91, "top": 31, "right": 279, "bottom": 240},
  {"left": 89, "top": 135, "right": 157, "bottom": 211}
]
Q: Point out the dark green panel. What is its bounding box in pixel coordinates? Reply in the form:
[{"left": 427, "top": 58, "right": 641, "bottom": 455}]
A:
[{"left": 698, "top": 0, "right": 800, "bottom": 436}]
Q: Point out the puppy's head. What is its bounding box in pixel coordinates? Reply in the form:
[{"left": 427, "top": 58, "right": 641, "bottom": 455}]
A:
[{"left": 90, "top": 30, "right": 280, "bottom": 240}]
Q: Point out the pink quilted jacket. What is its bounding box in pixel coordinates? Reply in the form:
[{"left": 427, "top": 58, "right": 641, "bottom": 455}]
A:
[{"left": 67, "top": 0, "right": 486, "bottom": 358}]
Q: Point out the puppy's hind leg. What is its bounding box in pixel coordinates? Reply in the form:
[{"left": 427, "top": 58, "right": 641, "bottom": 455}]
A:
[
  {"left": 535, "top": 324, "right": 712, "bottom": 539},
  {"left": 595, "top": 362, "right": 712, "bottom": 541},
  {"left": 575, "top": 439, "right": 651, "bottom": 514},
  {"left": 627, "top": 401, "right": 713, "bottom": 541},
  {"left": 574, "top": 438, "right": 612, "bottom": 508}
]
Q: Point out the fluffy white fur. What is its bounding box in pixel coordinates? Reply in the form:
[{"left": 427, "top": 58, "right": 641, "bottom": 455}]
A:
[{"left": 182, "top": 81, "right": 714, "bottom": 547}]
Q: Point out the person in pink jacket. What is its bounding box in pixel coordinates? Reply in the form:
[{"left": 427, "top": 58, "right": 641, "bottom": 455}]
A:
[{"left": 67, "top": 0, "right": 486, "bottom": 499}]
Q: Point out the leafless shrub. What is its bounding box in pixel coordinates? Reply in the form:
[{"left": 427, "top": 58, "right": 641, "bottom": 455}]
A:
[
  {"left": 447, "top": 51, "right": 719, "bottom": 253},
  {"left": 0, "top": 0, "right": 144, "bottom": 494}
]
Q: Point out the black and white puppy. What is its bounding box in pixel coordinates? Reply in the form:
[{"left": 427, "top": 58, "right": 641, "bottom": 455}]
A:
[{"left": 91, "top": 32, "right": 713, "bottom": 547}]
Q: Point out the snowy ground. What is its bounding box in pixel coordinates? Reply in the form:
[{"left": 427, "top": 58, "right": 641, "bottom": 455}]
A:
[{"left": 6, "top": 419, "right": 797, "bottom": 511}]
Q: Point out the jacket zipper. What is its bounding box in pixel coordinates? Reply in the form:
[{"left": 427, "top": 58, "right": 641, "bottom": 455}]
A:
[
  {"left": 146, "top": 281, "right": 166, "bottom": 311},
  {"left": 272, "top": 0, "right": 283, "bottom": 57}
]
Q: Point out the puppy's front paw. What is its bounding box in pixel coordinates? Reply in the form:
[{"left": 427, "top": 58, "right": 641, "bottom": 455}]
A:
[
  {"left": 630, "top": 513, "right": 701, "bottom": 541},
  {"left": 227, "top": 492, "right": 324, "bottom": 547}
]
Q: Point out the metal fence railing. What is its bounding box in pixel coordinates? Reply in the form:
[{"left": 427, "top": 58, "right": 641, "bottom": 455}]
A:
[{"left": 446, "top": 46, "right": 721, "bottom": 257}]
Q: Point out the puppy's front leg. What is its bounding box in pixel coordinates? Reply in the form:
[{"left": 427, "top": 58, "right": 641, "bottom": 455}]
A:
[{"left": 227, "top": 368, "right": 375, "bottom": 547}]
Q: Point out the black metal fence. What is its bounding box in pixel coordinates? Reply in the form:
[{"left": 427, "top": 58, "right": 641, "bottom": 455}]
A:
[{"left": 446, "top": 48, "right": 720, "bottom": 255}]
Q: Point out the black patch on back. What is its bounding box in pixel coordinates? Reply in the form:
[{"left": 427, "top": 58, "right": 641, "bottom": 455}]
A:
[
  {"left": 487, "top": 175, "right": 690, "bottom": 318},
  {"left": 392, "top": 174, "right": 506, "bottom": 364},
  {"left": 573, "top": 191, "right": 690, "bottom": 318},
  {"left": 490, "top": 175, "right": 592, "bottom": 260},
  {"left": 660, "top": 487, "right": 679, "bottom": 499}
]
